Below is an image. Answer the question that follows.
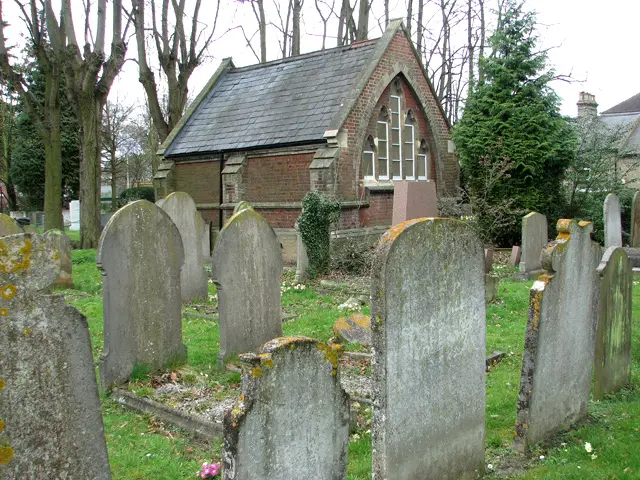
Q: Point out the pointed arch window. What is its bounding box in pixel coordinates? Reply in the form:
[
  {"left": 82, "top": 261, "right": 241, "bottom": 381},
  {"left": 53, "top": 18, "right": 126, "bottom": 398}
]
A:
[
  {"left": 390, "top": 90, "right": 402, "bottom": 180},
  {"left": 376, "top": 108, "right": 390, "bottom": 180},
  {"left": 362, "top": 136, "right": 376, "bottom": 180},
  {"left": 403, "top": 110, "right": 416, "bottom": 180},
  {"left": 417, "top": 139, "right": 429, "bottom": 180}
]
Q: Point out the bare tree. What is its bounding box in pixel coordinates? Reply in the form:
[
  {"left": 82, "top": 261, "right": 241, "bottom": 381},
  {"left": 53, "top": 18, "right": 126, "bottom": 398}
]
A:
[
  {"left": 0, "top": 0, "right": 64, "bottom": 230},
  {"left": 46, "top": 0, "right": 129, "bottom": 248},
  {"left": 130, "top": 0, "right": 220, "bottom": 145},
  {"left": 292, "top": 0, "right": 303, "bottom": 54},
  {"left": 314, "top": 0, "right": 336, "bottom": 50}
]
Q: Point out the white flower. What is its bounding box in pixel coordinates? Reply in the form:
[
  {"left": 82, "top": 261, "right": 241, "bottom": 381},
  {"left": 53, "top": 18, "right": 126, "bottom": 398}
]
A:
[
  {"left": 539, "top": 455, "right": 545, "bottom": 460},
  {"left": 487, "top": 464, "right": 493, "bottom": 470},
  {"left": 585, "top": 442, "right": 593, "bottom": 453},
  {"left": 591, "top": 454, "right": 597, "bottom": 460}
]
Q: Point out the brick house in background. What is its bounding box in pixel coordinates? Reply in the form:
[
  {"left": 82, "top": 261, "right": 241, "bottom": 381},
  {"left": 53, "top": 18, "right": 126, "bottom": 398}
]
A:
[{"left": 155, "top": 20, "right": 459, "bottom": 261}]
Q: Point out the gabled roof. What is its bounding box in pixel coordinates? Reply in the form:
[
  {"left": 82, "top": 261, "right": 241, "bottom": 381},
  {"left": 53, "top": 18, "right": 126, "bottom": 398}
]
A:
[
  {"left": 601, "top": 92, "right": 640, "bottom": 115},
  {"left": 162, "top": 20, "right": 415, "bottom": 158},
  {"left": 163, "top": 41, "right": 378, "bottom": 157}
]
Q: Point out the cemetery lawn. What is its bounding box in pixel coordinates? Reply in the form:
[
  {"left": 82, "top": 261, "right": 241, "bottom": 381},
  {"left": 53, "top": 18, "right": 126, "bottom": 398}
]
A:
[{"left": 68, "top": 250, "right": 640, "bottom": 479}]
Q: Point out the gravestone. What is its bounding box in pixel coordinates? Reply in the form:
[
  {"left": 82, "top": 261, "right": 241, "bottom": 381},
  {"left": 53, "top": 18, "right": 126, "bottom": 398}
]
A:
[
  {"left": 604, "top": 193, "right": 622, "bottom": 247},
  {"left": 333, "top": 313, "right": 371, "bottom": 346},
  {"left": 213, "top": 206, "right": 282, "bottom": 364},
  {"left": 98, "top": 200, "right": 187, "bottom": 388},
  {"left": 44, "top": 229, "right": 74, "bottom": 288},
  {"left": 222, "top": 337, "right": 349, "bottom": 480},
  {"left": 160, "top": 192, "right": 208, "bottom": 302},
  {"left": 631, "top": 192, "right": 640, "bottom": 248},
  {"left": 294, "top": 224, "right": 309, "bottom": 283},
  {"left": 514, "top": 220, "right": 600, "bottom": 452},
  {"left": 519, "top": 212, "right": 548, "bottom": 275},
  {"left": 0, "top": 234, "right": 111, "bottom": 478},
  {"left": 371, "top": 218, "right": 486, "bottom": 479},
  {"left": 391, "top": 180, "right": 438, "bottom": 225},
  {"left": 69, "top": 200, "right": 80, "bottom": 231},
  {"left": 0, "top": 213, "right": 22, "bottom": 236},
  {"left": 484, "top": 247, "right": 493, "bottom": 273},
  {"left": 510, "top": 246, "right": 522, "bottom": 267},
  {"left": 202, "top": 221, "right": 211, "bottom": 258},
  {"left": 593, "top": 247, "right": 632, "bottom": 400}
]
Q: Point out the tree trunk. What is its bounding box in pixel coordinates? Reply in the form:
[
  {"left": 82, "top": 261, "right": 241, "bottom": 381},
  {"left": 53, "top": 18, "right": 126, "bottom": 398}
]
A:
[
  {"left": 292, "top": 0, "right": 302, "bottom": 55},
  {"left": 110, "top": 150, "right": 118, "bottom": 211},
  {"left": 43, "top": 68, "right": 63, "bottom": 231},
  {"left": 406, "top": 0, "right": 413, "bottom": 36},
  {"left": 417, "top": 0, "right": 424, "bottom": 57},
  {"left": 337, "top": 0, "right": 348, "bottom": 46},
  {"left": 258, "top": 0, "right": 267, "bottom": 62},
  {"left": 79, "top": 97, "right": 102, "bottom": 248},
  {"left": 357, "top": 0, "right": 369, "bottom": 40}
]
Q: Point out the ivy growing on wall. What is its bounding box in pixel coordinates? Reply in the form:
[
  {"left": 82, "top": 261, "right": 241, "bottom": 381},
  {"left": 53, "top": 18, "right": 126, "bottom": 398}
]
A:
[{"left": 297, "top": 191, "right": 341, "bottom": 277}]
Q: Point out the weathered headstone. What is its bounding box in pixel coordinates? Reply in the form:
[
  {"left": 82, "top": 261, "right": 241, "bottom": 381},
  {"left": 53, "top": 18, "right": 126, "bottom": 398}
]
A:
[
  {"left": 222, "top": 337, "right": 349, "bottom": 480},
  {"left": 98, "top": 200, "right": 187, "bottom": 388},
  {"left": 514, "top": 220, "right": 601, "bottom": 452},
  {"left": 213, "top": 206, "right": 282, "bottom": 364},
  {"left": 371, "top": 218, "right": 486, "bottom": 479},
  {"left": 202, "top": 221, "right": 211, "bottom": 258},
  {"left": 69, "top": 200, "right": 80, "bottom": 231},
  {"left": 294, "top": 224, "right": 309, "bottom": 284},
  {"left": 631, "top": 192, "right": 640, "bottom": 248},
  {"left": 0, "top": 213, "right": 22, "bottom": 236},
  {"left": 0, "top": 234, "right": 111, "bottom": 478},
  {"left": 22, "top": 225, "right": 39, "bottom": 234},
  {"left": 44, "top": 229, "right": 74, "bottom": 288},
  {"left": 604, "top": 193, "right": 622, "bottom": 247},
  {"left": 593, "top": 247, "right": 632, "bottom": 400},
  {"left": 333, "top": 313, "right": 371, "bottom": 345},
  {"left": 160, "top": 192, "right": 208, "bottom": 302},
  {"left": 510, "top": 246, "right": 522, "bottom": 267},
  {"left": 391, "top": 180, "right": 438, "bottom": 225},
  {"left": 519, "top": 212, "right": 548, "bottom": 275},
  {"left": 484, "top": 247, "right": 494, "bottom": 273},
  {"left": 485, "top": 274, "right": 500, "bottom": 303}
]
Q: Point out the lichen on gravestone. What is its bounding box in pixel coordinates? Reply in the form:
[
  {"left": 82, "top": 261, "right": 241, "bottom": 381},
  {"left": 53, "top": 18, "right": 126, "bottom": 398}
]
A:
[
  {"left": 0, "top": 214, "right": 23, "bottom": 237},
  {"left": 0, "top": 234, "right": 111, "bottom": 478}
]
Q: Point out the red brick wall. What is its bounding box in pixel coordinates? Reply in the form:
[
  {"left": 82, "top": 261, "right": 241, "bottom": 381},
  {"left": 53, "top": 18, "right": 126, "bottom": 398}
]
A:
[
  {"left": 359, "top": 192, "right": 394, "bottom": 226},
  {"left": 175, "top": 161, "right": 220, "bottom": 204},
  {"left": 246, "top": 153, "right": 313, "bottom": 202}
]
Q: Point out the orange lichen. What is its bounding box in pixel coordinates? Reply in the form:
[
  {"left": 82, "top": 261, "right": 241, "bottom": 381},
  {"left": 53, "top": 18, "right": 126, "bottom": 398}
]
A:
[
  {"left": 0, "top": 237, "right": 32, "bottom": 274},
  {"left": 0, "top": 419, "right": 4, "bottom": 433},
  {"left": 0, "top": 308, "right": 7, "bottom": 317},
  {"left": 0, "top": 284, "right": 17, "bottom": 301},
  {"left": 556, "top": 219, "right": 573, "bottom": 233},
  {"left": 0, "top": 446, "right": 13, "bottom": 465},
  {"left": 0, "top": 379, "right": 5, "bottom": 391},
  {"left": 577, "top": 220, "right": 592, "bottom": 228},
  {"left": 258, "top": 354, "right": 274, "bottom": 369},
  {"left": 316, "top": 342, "right": 342, "bottom": 376},
  {"left": 379, "top": 218, "right": 425, "bottom": 248}
]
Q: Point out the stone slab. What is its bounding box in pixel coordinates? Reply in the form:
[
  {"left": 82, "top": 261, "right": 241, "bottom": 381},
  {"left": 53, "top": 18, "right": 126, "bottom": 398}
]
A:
[
  {"left": 98, "top": 200, "right": 187, "bottom": 388},
  {"left": 0, "top": 234, "right": 111, "bottom": 478},
  {"left": 371, "top": 218, "right": 486, "bottom": 480},
  {"left": 593, "top": 247, "right": 632, "bottom": 400},
  {"left": 631, "top": 192, "right": 640, "bottom": 247},
  {"left": 509, "top": 246, "right": 522, "bottom": 267},
  {"left": 604, "top": 193, "right": 622, "bottom": 247},
  {"left": 484, "top": 247, "right": 494, "bottom": 273},
  {"left": 160, "top": 192, "right": 209, "bottom": 302},
  {"left": 514, "top": 220, "right": 601, "bottom": 452},
  {"left": 0, "top": 213, "right": 22, "bottom": 236},
  {"left": 519, "top": 212, "right": 547, "bottom": 273},
  {"left": 333, "top": 313, "right": 371, "bottom": 345},
  {"left": 222, "top": 337, "right": 349, "bottom": 479},
  {"left": 43, "top": 229, "right": 74, "bottom": 288},
  {"left": 213, "top": 206, "right": 282, "bottom": 364},
  {"left": 486, "top": 274, "right": 500, "bottom": 303},
  {"left": 391, "top": 180, "right": 438, "bottom": 226}
]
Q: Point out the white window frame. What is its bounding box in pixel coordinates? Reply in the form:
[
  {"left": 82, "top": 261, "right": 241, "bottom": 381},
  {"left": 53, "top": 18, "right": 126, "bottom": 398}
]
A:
[
  {"left": 376, "top": 120, "right": 390, "bottom": 180},
  {"left": 403, "top": 123, "right": 415, "bottom": 180},
  {"left": 390, "top": 95, "right": 402, "bottom": 180},
  {"left": 363, "top": 149, "right": 376, "bottom": 180},
  {"left": 417, "top": 152, "right": 428, "bottom": 180}
]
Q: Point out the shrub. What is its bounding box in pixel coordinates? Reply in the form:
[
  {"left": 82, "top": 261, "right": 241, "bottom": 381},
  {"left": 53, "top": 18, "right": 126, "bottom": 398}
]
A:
[
  {"left": 297, "top": 191, "right": 341, "bottom": 277},
  {"left": 118, "top": 186, "right": 155, "bottom": 207},
  {"left": 331, "top": 238, "right": 376, "bottom": 275}
]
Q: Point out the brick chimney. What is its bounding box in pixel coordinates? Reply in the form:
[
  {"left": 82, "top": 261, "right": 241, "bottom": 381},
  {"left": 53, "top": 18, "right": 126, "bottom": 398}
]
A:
[{"left": 577, "top": 92, "right": 598, "bottom": 118}]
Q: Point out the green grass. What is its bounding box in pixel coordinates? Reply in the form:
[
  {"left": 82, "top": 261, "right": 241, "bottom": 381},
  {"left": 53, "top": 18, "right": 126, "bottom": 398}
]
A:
[{"left": 65, "top": 250, "right": 640, "bottom": 479}]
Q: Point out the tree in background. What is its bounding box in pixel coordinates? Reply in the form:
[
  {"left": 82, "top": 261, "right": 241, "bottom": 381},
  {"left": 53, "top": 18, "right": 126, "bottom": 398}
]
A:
[
  {"left": 453, "top": 0, "right": 574, "bottom": 246},
  {"left": 0, "top": 89, "right": 18, "bottom": 211}
]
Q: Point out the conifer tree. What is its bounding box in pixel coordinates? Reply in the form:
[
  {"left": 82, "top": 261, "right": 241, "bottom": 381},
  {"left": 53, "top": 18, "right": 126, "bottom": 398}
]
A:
[{"left": 453, "top": 0, "right": 575, "bottom": 246}]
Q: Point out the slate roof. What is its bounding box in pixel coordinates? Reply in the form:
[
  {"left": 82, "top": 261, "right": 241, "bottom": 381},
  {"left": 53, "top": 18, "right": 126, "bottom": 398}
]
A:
[
  {"left": 164, "top": 41, "right": 378, "bottom": 157},
  {"left": 601, "top": 92, "right": 640, "bottom": 115}
]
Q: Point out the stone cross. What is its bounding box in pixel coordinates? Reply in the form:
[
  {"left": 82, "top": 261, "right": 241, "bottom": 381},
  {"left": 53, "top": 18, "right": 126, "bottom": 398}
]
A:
[
  {"left": 222, "top": 337, "right": 349, "bottom": 480},
  {"left": 604, "top": 193, "right": 622, "bottom": 247},
  {"left": 0, "top": 234, "right": 111, "bottom": 478},
  {"left": 213, "top": 205, "right": 283, "bottom": 365},
  {"left": 514, "top": 220, "right": 601, "bottom": 452},
  {"left": 159, "top": 192, "right": 209, "bottom": 302},
  {"left": 98, "top": 200, "right": 187, "bottom": 389},
  {"left": 371, "top": 218, "right": 486, "bottom": 479},
  {"left": 519, "top": 212, "right": 547, "bottom": 275},
  {"left": 593, "top": 247, "right": 632, "bottom": 400}
]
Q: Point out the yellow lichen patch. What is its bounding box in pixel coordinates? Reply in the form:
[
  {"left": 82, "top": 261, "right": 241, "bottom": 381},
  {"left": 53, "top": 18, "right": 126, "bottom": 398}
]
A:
[
  {"left": 239, "top": 394, "right": 245, "bottom": 402},
  {"left": 0, "top": 419, "right": 4, "bottom": 433},
  {"left": 0, "top": 446, "right": 13, "bottom": 465},
  {"left": 530, "top": 290, "right": 544, "bottom": 331},
  {"left": 22, "top": 327, "right": 31, "bottom": 336},
  {"left": 0, "top": 285, "right": 17, "bottom": 301},
  {"left": 258, "top": 354, "right": 274, "bottom": 369},
  {"left": 0, "top": 378, "right": 5, "bottom": 391},
  {"left": 556, "top": 232, "right": 570, "bottom": 241},
  {"left": 0, "top": 308, "right": 7, "bottom": 317},
  {"left": 537, "top": 273, "right": 553, "bottom": 285},
  {"left": 556, "top": 219, "right": 573, "bottom": 233},
  {"left": 379, "top": 218, "right": 424, "bottom": 248},
  {"left": 317, "top": 342, "right": 342, "bottom": 376},
  {"left": 251, "top": 366, "right": 263, "bottom": 378},
  {"left": 0, "top": 237, "right": 32, "bottom": 274},
  {"left": 577, "top": 220, "right": 592, "bottom": 228}
]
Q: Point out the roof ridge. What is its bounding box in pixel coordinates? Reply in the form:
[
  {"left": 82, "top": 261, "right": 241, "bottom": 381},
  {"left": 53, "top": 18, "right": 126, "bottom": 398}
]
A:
[{"left": 230, "top": 40, "right": 378, "bottom": 73}]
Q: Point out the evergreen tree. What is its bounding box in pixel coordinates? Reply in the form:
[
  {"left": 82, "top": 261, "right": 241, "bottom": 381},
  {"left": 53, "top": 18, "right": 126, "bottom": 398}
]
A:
[{"left": 453, "top": 1, "right": 575, "bottom": 246}]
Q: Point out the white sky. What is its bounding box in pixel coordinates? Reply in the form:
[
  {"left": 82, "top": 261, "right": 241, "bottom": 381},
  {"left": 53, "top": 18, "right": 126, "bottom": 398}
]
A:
[{"left": 5, "top": 0, "right": 640, "bottom": 118}]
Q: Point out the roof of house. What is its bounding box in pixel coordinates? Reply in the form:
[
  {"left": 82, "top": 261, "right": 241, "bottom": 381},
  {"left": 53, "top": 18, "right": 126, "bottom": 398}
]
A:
[
  {"left": 601, "top": 92, "right": 640, "bottom": 115},
  {"left": 163, "top": 41, "right": 378, "bottom": 157}
]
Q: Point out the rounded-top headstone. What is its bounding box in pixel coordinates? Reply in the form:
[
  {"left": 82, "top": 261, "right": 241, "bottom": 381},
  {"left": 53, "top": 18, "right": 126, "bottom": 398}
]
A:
[
  {"left": 519, "top": 212, "right": 548, "bottom": 274},
  {"left": 604, "top": 193, "right": 622, "bottom": 247},
  {"left": 631, "top": 192, "right": 640, "bottom": 247},
  {"left": 160, "top": 191, "right": 208, "bottom": 302},
  {"left": 97, "top": 200, "right": 187, "bottom": 388}
]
